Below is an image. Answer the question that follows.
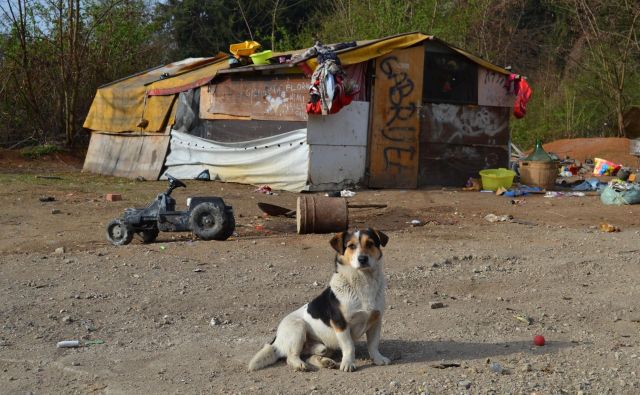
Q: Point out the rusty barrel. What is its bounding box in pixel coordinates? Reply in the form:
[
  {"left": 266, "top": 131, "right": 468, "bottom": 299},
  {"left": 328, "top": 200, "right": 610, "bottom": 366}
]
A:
[{"left": 296, "top": 196, "right": 348, "bottom": 234}]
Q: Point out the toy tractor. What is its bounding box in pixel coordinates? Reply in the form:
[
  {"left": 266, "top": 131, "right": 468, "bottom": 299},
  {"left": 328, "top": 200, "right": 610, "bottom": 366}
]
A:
[{"left": 106, "top": 175, "right": 235, "bottom": 246}]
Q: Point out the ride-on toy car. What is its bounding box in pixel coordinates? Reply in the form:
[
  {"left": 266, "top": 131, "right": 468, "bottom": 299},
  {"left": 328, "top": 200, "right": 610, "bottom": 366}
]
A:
[{"left": 106, "top": 175, "right": 235, "bottom": 245}]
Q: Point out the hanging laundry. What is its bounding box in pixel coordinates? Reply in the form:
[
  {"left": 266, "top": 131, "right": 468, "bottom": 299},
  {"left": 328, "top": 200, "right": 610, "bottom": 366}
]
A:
[
  {"left": 305, "top": 42, "right": 359, "bottom": 115},
  {"left": 504, "top": 73, "right": 532, "bottom": 118}
]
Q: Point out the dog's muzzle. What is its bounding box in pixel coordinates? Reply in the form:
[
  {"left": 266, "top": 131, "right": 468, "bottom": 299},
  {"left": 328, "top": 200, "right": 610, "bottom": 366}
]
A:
[{"left": 357, "top": 255, "right": 369, "bottom": 267}]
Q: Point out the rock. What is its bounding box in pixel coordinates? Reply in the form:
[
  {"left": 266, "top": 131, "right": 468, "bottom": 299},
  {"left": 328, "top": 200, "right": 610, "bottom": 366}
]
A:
[
  {"left": 430, "top": 301, "right": 445, "bottom": 309},
  {"left": 458, "top": 380, "right": 472, "bottom": 389},
  {"left": 54, "top": 247, "right": 65, "bottom": 254},
  {"left": 210, "top": 318, "right": 221, "bottom": 326},
  {"left": 62, "top": 315, "right": 73, "bottom": 324},
  {"left": 520, "top": 363, "right": 532, "bottom": 372},
  {"left": 389, "top": 381, "right": 399, "bottom": 389}
]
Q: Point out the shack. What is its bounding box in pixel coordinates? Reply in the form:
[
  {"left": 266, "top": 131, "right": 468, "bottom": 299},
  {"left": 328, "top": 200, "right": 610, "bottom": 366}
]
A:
[{"left": 83, "top": 32, "right": 516, "bottom": 191}]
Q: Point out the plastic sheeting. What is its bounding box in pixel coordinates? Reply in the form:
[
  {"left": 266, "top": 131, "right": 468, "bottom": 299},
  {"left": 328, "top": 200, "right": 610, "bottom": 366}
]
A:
[{"left": 162, "top": 129, "right": 309, "bottom": 192}]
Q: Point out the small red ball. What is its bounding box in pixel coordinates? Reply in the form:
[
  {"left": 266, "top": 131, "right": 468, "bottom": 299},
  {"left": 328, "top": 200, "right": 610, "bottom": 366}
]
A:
[{"left": 533, "top": 335, "right": 545, "bottom": 346}]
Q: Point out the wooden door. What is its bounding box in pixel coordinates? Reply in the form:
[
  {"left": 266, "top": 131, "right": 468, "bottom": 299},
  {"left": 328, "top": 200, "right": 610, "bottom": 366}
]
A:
[{"left": 368, "top": 45, "right": 424, "bottom": 188}]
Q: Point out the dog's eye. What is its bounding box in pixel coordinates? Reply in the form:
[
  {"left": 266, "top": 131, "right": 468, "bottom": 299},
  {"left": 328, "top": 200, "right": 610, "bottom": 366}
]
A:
[
  {"left": 347, "top": 244, "right": 357, "bottom": 250},
  {"left": 365, "top": 240, "right": 374, "bottom": 248}
]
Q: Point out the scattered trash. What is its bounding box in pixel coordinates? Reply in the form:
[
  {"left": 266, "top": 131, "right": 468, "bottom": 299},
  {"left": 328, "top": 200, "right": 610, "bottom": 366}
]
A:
[
  {"left": 462, "top": 177, "right": 481, "bottom": 191},
  {"left": 431, "top": 362, "right": 461, "bottom": 369},
  {"left": 324, "top": 191, "right": 341, "bottom": 197},
  {"left": 135, "top": 176, "right": 146, "bottom": 182},
  {"left": 429, "top": 301, "right": 445, "bottom": 309},
  {"left": 254, "top": 185, "right": 276, "bottom": 195},
  {"left": 196, "top": 169, "right": 210, "bottom": 181},
  {"left": 193, "top": 268, "right": 205, "bottom": 273},
  {"left": 84, "top": 339, "right": 105, "bottom": 346},
  {"left": 510, "top": 199, "right": 526, "bottom": 205},
  {"left": 39, "top": 196, "right": 55, "bottom": 202},
  {"left": 599, "top": 223, "right": 620, "bottom": 233},
  {"left": 544, "top": 191, "right": 585, "bottom": 198},
  {"left": 257, "top": 202, "right": 295, "bottom": 218},
  {"left": 490, "top": 362, "right": 504, "bottom": 374},
  {"left": 533, "top": 335, "right": 546, "bottom": 346},
  {"left": 593, "top": 158, "right": 621, "bottom": 176},
  {"left": 458, "top": 380, "right": 472, "bottom": 389},
  {"left": 51, "top": 209, "right": 61, "bottom": 214},
  {"left": 159, "top": 245, "right": 166, "bottom": 251},
  {"left": 255, "top": 225, "right": 264, "bottom": 231},
  {"left": 340, "top": 189, "right": 356, "bottom": 197},
  {"left": 484, "top": 214, "right": 513, "bottom": 223},
  {"left": 514, "top": 314, "right": 533, "bottom": 325},
  {"left": 106, "top": 193, "right": 122, "bottom": 202},
  {"left": 573, "top": 178, "right": 604, "bottom": 191},
  {"left": 57, "top": 340, "right": 80, "bottom": 348},
  {"left": 495, "top": 186, "right": 507, "bottom": 196},
  {"left": 408, "top": 219, "right": 423, "bottom": 227},
  {"left": 54, "top": 247, "right": 65, "bottom": 254}
]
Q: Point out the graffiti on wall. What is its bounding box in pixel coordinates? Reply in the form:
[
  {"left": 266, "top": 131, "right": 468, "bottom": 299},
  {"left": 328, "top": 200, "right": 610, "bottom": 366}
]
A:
[{"left": 378, "top": 56, "right": 418, "bottom": 171}]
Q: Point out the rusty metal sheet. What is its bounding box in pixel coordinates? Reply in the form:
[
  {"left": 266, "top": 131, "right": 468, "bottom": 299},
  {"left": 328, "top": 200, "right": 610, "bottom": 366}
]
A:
[
  {"left": 419, "top": 103, "right": 510, "bottom": 186},
  {"left": 200, "top": 74, "right": 309, "bottom": 122},
  {"left": 478, "top": 68, "right": 514, "bottom": 108},
  {"left": 368, "top": 45, "right": 425, "bottom": 188},
  {"left": 82, "top": 132, "right": 170, "bottom": 180}
]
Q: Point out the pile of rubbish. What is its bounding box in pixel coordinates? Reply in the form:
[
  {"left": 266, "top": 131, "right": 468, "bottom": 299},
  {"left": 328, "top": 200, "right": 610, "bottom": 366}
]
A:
[{"left": 471, "top": 139, "right": 640, "bottom": 205}]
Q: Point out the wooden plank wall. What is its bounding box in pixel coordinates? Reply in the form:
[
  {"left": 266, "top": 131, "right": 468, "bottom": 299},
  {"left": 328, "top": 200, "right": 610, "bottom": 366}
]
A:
[
  {"left": 82, "top": 132, "right": 170, "bottom": 180},
  {"left": 200, "top": 74, "right": 308, "bottom": 122},
  {"left": 368, "top": 45, "right": 425, "bottom": 188}
]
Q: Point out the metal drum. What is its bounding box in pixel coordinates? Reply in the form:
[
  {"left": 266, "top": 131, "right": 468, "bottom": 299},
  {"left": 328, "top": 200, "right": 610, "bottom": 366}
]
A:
[{"left": 296, "top": 196, "right": 348, "bottom": 234}]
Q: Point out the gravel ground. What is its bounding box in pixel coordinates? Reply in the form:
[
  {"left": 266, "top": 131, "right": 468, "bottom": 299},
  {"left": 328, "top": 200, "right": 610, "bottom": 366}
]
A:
[{"left": 0, "top": 168, "right": 639, "bottom": 394}]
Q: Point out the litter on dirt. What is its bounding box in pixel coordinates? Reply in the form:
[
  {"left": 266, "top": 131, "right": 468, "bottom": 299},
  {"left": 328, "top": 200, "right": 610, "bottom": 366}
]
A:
[
  {"left": 484, "top": 214, "right": 513, "bottom": 223},
  {"left": 599, "top": 223, "right": 620, "bottom": 232}
]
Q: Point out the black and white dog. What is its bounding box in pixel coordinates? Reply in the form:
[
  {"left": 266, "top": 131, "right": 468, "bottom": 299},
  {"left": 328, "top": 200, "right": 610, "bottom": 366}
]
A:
[{"left": 248, "top": 228, "right": 391, "bottom": 372}]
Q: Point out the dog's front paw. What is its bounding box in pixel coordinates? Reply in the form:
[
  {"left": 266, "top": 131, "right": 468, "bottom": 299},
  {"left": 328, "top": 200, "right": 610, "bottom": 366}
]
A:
[
  {"left": 340, "top": 360, "right": 357, "bottom": 372},
  {"left": 373, "top": 355, "right": 391, "bottom": 366}
]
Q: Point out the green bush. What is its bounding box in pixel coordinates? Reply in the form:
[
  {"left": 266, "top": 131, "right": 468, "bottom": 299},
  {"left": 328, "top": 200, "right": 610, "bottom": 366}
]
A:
[{"left": 20, "top": 144, "right": 61, "bottom": 159}]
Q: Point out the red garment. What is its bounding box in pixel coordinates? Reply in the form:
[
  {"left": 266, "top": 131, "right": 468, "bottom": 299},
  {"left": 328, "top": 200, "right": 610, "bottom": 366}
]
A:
[{"left": 514, "top": 78, "right": 532, "bottom": 118}]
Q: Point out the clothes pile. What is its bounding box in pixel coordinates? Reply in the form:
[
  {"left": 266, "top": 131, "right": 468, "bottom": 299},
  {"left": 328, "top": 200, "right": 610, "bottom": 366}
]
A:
[{"left": 304, "top": 42, "right": 359, "bottom": 115}]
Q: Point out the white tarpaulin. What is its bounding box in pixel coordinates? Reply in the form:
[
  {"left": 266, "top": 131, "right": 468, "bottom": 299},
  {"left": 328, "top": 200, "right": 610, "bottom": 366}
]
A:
[{"left": 162, "top": 129, "right": 310, "bottom": 191}]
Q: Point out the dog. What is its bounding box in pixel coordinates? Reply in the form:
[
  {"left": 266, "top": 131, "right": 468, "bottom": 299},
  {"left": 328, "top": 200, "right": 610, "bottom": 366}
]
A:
[{"left": 248, "top": 228, "right": 391, "bottom": 372}]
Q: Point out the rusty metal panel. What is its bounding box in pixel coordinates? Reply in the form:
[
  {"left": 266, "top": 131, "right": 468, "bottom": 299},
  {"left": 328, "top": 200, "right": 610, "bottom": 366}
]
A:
[
  {"left": 478, "top": 68, "right": 513, "bottom": 108},
  {"left": 82, "top": 132, "right": 170, "bottom": 180},
  {"left": 419, "top": 103, "right": 510, "bottom": 186},
  {"left": 368, "top": 45, "right": 425, "bottom": 188},
  {"left": 200, "top": 74, "right": 308, "bottom": 122}
]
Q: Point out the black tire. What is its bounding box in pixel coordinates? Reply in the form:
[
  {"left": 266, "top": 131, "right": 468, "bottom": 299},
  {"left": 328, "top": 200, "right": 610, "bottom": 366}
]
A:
[
  {"left": 189, "top": 202, "right": 229, "bottom": 240},
  {"left": 214, "top": 208, "right": 236, "bottom": 241},
  {"left": 138, "top": 227, "right": 159, "bottom": 243},
  {"left": 106, "top": 219, "right": 133, "bottom": 246}
]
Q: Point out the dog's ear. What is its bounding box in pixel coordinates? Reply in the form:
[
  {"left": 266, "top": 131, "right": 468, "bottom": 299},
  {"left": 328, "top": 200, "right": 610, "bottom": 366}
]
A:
[
  {"left": 330, "top": 232, "right": 346, "bottom": 254},
  {"left": 371, "top": 229, "right": 389, "bottom": 247}
]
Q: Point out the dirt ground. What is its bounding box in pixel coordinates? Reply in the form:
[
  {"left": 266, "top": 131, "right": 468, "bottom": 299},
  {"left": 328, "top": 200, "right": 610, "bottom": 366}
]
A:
[{"left": 1, "top": 148, "right": 640, "bottom": 395}]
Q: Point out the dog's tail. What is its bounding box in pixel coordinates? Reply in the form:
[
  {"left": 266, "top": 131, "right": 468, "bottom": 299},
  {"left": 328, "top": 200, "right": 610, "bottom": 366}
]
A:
[{"left": 248, "top": 343, "right": 281, "bottom": 371}]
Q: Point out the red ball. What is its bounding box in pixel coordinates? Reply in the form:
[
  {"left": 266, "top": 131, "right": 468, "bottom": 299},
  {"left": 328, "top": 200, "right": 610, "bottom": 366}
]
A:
[{"left": 533, "top": 335, "right": 545, "bottom": 346}]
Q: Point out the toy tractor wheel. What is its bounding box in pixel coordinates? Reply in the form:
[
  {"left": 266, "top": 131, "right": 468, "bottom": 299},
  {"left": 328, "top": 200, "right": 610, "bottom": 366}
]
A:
[
  {"left": 106, "top": 219, "right": 133, "bottom": 246},
  {"left": 138, "top": 227, "right": 159, "bottom": 243},
  {"left": 215, "top": 209, "right": 236, "bottom": 241},
  {"left": 190, "top": 202, "right": 232, "bottom": 241}
]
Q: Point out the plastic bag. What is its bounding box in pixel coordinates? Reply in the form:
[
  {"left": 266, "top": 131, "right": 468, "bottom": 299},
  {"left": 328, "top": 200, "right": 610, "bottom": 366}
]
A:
[{"left": 600, "top": 184, "right": 640, "bottom": 205}]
